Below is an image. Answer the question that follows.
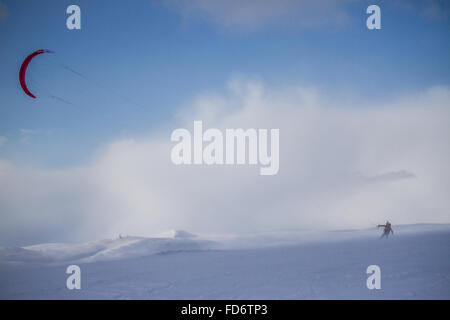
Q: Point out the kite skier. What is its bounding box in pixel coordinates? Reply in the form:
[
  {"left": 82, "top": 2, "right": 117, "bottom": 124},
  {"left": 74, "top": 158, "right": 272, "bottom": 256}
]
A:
[{"left": 378, "top": 221, "right": 394, "bottom": 239}]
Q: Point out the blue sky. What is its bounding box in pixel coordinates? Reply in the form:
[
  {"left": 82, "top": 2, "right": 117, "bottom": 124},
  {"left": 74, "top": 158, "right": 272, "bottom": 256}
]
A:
[
  {"left": 1, "top": 1, "right": 450, "bottom": 245},
  {"left": 0, "top": 0, "right": 449, "bottom": 167}
]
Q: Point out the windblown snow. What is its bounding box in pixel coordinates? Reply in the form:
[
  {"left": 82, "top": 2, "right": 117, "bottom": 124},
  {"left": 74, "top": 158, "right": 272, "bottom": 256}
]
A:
[{"left": 0, "top": 225, "right": 449, "bottom": 299}]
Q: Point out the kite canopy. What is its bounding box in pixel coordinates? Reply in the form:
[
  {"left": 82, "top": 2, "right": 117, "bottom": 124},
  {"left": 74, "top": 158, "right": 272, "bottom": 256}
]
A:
[{"left": 19, "top": 49, "right": 54, "bottom": 99}]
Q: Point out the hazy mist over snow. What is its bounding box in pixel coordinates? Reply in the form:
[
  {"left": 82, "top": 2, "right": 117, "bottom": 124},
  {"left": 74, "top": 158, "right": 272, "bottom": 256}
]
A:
[{"left": 0, "top": 79, "right": 450, "bottom": 245}]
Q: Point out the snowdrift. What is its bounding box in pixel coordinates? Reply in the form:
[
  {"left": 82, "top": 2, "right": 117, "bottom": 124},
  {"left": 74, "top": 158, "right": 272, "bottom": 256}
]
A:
[
  {"left": 1, "top": 224, "right": 448, "bottom": 265},
  {"left": 0, "top": 233, "right": 215, "bottom": 265}
]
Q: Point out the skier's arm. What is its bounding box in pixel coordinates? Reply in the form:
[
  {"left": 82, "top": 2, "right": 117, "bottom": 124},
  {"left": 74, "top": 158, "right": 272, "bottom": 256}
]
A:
[{"left": 391, "top": 229, "right": 394, "bottom": 234}]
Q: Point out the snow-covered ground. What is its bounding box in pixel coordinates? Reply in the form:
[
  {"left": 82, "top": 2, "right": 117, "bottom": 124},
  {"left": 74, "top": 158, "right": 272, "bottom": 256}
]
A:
[{"left": 0, "top": 224, "right": 449, "bottom": 299}]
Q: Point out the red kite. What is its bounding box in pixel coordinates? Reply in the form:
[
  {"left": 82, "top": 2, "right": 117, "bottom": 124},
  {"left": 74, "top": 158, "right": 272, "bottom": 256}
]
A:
[{"left": 19, "top": 49, "right": 54, "bottom": 98}]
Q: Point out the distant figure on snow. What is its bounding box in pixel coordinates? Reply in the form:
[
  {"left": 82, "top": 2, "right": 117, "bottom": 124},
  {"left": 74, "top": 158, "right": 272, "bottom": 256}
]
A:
[{"left": 378, "top": 221, "right": 394, "bottom": 238}]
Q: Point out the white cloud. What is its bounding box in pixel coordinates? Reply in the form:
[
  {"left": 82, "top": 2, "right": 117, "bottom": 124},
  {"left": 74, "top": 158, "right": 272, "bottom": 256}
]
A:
[
  {"left": 1, "top": 80, "right": 450, "bottom": 245},
  {"left": 19, "top": 129, "right": 38, "bottom": 144},
  {"left": 358, "top": 170, "right": 416, "bottom": 183},
  {"left": 164, "top": 0, "right": 353, "bottom": 32}
]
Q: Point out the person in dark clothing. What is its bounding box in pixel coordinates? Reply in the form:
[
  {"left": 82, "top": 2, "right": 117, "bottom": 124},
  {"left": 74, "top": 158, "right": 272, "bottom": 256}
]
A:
[{"left": 378, "top": 221, "right": 394, "bottom": 238}]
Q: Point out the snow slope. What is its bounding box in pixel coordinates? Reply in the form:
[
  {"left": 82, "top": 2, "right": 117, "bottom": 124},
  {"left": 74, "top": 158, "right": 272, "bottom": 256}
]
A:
[{"left": 0, "top": 225, "right": 449, "bottom": 299}]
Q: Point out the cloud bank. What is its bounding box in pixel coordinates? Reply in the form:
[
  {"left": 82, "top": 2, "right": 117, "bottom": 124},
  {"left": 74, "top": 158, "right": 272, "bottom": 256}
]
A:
[{"left": 1, "top": 79, "right": 450, "bottom": 245}]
